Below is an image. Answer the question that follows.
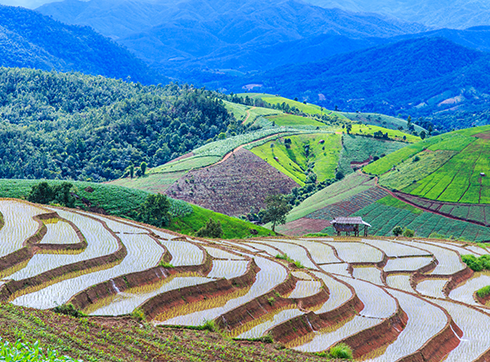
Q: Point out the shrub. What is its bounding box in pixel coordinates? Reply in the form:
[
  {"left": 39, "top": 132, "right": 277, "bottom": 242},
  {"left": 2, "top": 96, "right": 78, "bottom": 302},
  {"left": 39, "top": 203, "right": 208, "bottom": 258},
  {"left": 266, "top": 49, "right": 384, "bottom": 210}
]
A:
[
  {"left": 462, "top": 255, "right": 483, "bottom": 272},
  {"left": 403, "top": 228, "right": 415, "bottom": 237},
  {"left": 392, "top": 226, "right": 403, "bottom": 236},
  {"left": 196, "top": 218, "right": 223, "bottom": 238},
  {"left": 159, "top": 261, "right": 174, "bottom": 268},
  {"left": 137, "top": 193, "right": 171, "bottom": 228},
  {"left": 132, "top": 308, "right": 146, "bottom": 321},
  {"left": 267, "top": 297, "right": 275, "bottom": 306},
  {"left": 329, "top": 343, "right": 353, "bottom": 360},
  {"left": 476, "top": 285, "right": 490, "bottom": 299},
  {"left": 53, "top": 303, "right": 86, "bottom": 318}
]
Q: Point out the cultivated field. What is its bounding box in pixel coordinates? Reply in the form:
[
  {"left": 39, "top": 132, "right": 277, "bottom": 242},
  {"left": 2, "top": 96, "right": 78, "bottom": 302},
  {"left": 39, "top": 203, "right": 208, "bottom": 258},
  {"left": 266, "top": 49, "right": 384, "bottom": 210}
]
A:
[{"left": 1, "top": 198, "right": 489, "bottom": 361}]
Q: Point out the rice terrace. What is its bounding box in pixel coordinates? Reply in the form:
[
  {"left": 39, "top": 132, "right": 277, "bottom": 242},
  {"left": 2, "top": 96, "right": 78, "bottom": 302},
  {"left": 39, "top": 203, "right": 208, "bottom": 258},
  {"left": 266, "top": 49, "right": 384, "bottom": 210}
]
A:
[{"left": 0, "top": 198, "right": 489, "bottom": 361}]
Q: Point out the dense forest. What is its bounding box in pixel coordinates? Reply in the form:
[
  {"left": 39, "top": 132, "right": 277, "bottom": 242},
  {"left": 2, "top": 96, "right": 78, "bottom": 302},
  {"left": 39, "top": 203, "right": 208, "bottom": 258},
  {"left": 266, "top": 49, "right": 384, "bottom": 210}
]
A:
[
  {"left": 0, "top": 5, "right": 162, "bottom": 84},
  {"left": 0, "top": 68, "right": 243, "bottom": 181}
]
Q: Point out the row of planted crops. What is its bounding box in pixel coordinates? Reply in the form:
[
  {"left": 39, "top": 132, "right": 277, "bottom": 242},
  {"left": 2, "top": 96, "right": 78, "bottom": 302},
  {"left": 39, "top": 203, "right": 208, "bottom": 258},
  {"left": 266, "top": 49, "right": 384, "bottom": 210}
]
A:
[{"left": 0, "top": 199, "right": 489, "bottom": 361}]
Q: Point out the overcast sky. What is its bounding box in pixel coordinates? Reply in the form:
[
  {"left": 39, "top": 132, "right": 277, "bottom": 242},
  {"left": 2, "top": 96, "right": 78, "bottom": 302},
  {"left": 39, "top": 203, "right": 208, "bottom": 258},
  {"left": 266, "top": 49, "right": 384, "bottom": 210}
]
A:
[{"left": 0, "top": 0, "right": 60, "bottom": 8}]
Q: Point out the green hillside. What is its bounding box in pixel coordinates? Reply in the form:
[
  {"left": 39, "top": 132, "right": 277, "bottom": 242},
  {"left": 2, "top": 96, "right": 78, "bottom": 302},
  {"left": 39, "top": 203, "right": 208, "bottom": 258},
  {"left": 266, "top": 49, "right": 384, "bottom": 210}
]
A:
[
  {"left": 365, "top": 125, "right": 490, "bottom": 204},
  {"left": 0, "top": 179, "right": 272, "bottom": 238},
  {"left": 341, "top": 112, "right": 426, "bottom": 133},
  {"left": 250, "top": 133, "right": 342, "bottom": 185}
]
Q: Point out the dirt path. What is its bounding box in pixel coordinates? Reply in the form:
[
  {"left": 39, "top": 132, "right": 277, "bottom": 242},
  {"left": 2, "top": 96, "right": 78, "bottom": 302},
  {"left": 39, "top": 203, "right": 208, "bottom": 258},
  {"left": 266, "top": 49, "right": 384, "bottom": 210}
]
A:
[
  {"left": 373, "top": 175, "right": 489, "bottom": 227},
  {"left": 241, "top": 107, "right": 256, "bottom": 125}
]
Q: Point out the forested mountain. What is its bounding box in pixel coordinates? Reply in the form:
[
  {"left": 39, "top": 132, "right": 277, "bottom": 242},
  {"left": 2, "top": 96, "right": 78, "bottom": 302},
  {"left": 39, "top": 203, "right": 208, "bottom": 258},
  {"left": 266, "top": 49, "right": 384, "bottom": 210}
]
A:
[
  {"left": 228, "top": 37, "right": 490, "bottom": 131},
  {"left": 37, "top": 0, "right": 426, "bottom": 74},
  {"left": 0, "top": 68, "right": 241, "bottom": 181},
  {"left": 0, "top": 5, "right": 162, "bottom": 84},
  {"left": 304, "top": 0, "right": 490, "bottom": 30}
]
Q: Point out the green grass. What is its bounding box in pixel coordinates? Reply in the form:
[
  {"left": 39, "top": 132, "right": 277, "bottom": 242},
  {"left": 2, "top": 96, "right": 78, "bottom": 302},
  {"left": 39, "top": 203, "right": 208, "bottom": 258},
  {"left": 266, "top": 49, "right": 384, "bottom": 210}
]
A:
[
  {"left": 338, "top": 134, "right": 407, "bottom": 176},
  {"left": 166, "top": 204, "right": 273, "bottom": 239},
  {"left": 223, "top": 101, "right": 282, "bottom": 125},
  {"left": 238, "top": 93, "right": 349, "bottom": 120},
  {"left": 341, "top": 112, "right": 426, "bottom": 133},
  {"left": 151, "top": 156, "right": 222, "bottom": 174},
  {"left": 349, "top": 124, "right": 420, "bottom": 143},
  {"left": 266, "top": 114, "right": 325, "bottom": 127},
  {"left": 109, "top": 171, "right": 187, "bottom": 193},
  {"left": 250, "top": 133, "right": 342, "bottom": 185},
  {"left": 0, "top": 179, "right": 270, "bottom": 239}
]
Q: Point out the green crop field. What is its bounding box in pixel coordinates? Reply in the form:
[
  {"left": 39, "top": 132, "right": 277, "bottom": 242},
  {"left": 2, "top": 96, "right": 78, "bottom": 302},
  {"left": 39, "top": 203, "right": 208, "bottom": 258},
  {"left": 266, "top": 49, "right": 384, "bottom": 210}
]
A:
[
  {"left": 285, "top": 172, "right": 375, "bottom": 222},
  {"left": 109, "top": 171, "right": 187, "bottom": 193},
  {"left": 378, "top": 150, "right": 456, "bottom": 190},
  {"left": 0, "top": 179, "right": 271, "bottom": 238},
  {"left": 250, "top": 133, "right": 342, "bottom": 185},
  {"left": 317, "top": 196, "right": 490, "bottom": 242}
]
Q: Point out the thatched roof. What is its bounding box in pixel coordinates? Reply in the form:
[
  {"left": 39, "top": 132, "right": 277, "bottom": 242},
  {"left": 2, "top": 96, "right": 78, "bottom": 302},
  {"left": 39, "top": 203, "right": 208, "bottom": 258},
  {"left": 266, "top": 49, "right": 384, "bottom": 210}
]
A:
[{"left": 330, "top": 217, "right": 371, "bottom": 227}]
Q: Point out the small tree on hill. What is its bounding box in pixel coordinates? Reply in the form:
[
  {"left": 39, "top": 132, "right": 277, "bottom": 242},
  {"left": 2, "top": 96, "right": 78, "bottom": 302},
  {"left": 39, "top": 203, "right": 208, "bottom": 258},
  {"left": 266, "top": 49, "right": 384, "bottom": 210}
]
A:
[
  {"left": 28, "top": 182, "right": 75, "bottom": 207},
  {"left": 28, "top": 181, "right": 54, "bottom": 205},
  {"left": 261, "top": 194, "right": 291, "bottom": 233},
  {"left": 140, "top": 161, "right": 147, "bottom": 176},
  {"left": 196, "top": 218, "right": 223, "bottom": 238},
  {"left": 392, "top": 226, "right": 403, "bottom": 236},
  {"left": 137, "top": 194, "right": 171, "bottom": 228}
]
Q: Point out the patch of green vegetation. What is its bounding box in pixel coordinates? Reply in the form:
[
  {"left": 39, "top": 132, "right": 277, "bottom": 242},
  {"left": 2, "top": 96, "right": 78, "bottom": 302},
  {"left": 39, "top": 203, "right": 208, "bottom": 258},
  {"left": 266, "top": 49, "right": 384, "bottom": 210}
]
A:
[
  {"left": 251, "top": 133, "right": 342, "bottom": 185},
  {"left": 407, "top": 138, "right": 490, "bottom": 203},
  {"left": 109, "top": 171, "right": 187, "bottom": 194},
  {"left": 462, "top": 255, "right": 490, "bottom": 272},
  {"left": 342, "top": 112, "right": 426, "bottom": 133},
  {"left": 159, "top": 261, "right": 174, "bottom": 268},
  {"left": 476, "top": 285, "right": 490, "bottom": 299},
  {"left": 349, "top": 124, "right": 420, "bottom": 142},
  {"left": 53, "top": 304, "right": 86, "bottom": 318},
  {"left": 378, "top": 150, "right": 456, "bottom": 190},
  {"left": 167, "top": 204, "right": 273, "bottom": 239},
  {"left": 286, "top": 173, "right": 375, "bottom": 222},
  {"left": 345, "top": 196, "right": 490, "bottom": 242},
  {"left": 329, "top": 343, "right": 353, "bottom": 360},
  {"left": 266, "top": 114, "right": 325, "bottom": 127},
  {"left": 240, "top": 93, "right": 347, "bottom": 120},
  {"left": 151, "top": 156, "right": 222, "bottom": 174},
  {"left": 275, "top": 254, "right": 304, "bottom": 268},
  {"left": 338, "top": 134, "right": 406, "bottom": 176},
  {"left": 0, "top": 338, "right": 81, "bottom": 362}
]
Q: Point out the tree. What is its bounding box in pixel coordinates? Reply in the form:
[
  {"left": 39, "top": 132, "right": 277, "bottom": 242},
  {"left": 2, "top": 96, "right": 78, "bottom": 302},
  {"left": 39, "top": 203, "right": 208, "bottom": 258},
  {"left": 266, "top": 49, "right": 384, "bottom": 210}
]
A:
[
  {"left": 345, "top": 123, "right": 352, "bottom": 134},
  {"left": 261, "top": 194, "right": 291, "bottom": 233},
  {"left": 28, "top": 181, "right": 54, "bottom": 205},
  {"left": 28, "top": 182, "right": 75, "bottom": 207},
  {"left": 137, "top": 194, "right": 171, "bottom": 228},
  {"left": 196, "top": 218, "right": 223, "bottom": 238},
  {"left": 403, "top": 228, "right": 415, "bottom": 237},
  {"left": 392, "top": 226, "right": 403, "bottom": 236},
  {"left": 420, "top": 130, "right": 426, "bottom": 139},
  {"left": 140, "top": 161, "right": 147, "bottom": 176},
  {"left": 129, "top": 164, "right": 134, "bottom": 179}
]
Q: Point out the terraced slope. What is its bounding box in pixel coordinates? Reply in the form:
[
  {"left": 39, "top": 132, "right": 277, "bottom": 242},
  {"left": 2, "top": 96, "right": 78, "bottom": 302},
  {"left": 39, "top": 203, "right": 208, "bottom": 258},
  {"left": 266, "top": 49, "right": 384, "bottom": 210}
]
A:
[
  {"left": 1, "top": 199, "right": 489, "bottom": 361},
  {"left": 363, "top": 125, "right": 490, "bottom": 226}
]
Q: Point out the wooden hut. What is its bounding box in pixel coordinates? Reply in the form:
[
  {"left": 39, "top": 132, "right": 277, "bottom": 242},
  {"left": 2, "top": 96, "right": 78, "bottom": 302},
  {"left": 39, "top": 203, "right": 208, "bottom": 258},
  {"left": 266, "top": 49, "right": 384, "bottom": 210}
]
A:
[{"left": 330, "top": 217, "right": 371, "bottom": 237}]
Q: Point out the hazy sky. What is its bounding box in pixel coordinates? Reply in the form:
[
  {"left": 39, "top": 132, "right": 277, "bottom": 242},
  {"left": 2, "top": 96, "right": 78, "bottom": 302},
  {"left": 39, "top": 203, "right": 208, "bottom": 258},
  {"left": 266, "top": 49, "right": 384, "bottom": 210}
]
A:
[{"left": 0, "top": 0, "right": 60, "bottom": 9}]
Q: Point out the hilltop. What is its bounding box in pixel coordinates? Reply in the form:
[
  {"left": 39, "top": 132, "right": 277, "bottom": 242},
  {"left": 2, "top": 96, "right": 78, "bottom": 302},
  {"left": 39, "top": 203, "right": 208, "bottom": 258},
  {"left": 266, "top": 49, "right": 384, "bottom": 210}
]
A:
[
  {"left": 278, "top": 125, "right": 490, "bottom": 241},
  {"left": 0, "top": 5, "right": 161, "bottom": 84}
]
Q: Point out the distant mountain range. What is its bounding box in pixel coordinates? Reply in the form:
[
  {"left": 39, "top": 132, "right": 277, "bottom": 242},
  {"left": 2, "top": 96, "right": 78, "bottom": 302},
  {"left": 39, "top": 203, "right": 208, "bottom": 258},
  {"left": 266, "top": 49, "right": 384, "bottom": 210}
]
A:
[
  {"left": 37, "top": 0, "right": 426, "bottom": 74},
  {"left": 303, "top": 0, "right": 490, "bottom": 30},
  {"left": 0, "top": 5, "right": 163, "bottom": 84},
  {"left": 229, "top": 37, "right": 490, "bottom": 129}
]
